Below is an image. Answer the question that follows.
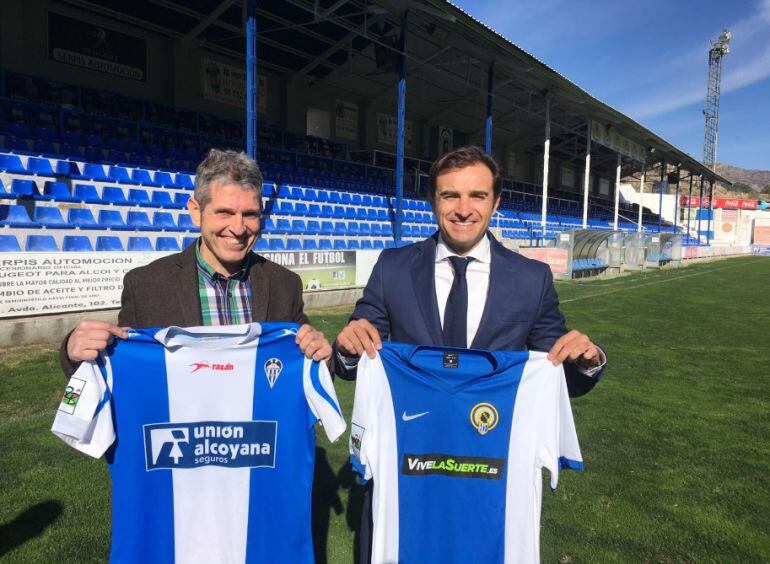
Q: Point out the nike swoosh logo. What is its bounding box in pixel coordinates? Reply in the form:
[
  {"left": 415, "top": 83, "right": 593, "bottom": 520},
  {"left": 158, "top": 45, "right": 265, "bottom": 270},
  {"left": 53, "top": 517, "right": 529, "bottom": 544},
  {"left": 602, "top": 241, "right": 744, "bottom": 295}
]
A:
[{"left": 402, "top": 410, "right": 430, "bottom": 422}]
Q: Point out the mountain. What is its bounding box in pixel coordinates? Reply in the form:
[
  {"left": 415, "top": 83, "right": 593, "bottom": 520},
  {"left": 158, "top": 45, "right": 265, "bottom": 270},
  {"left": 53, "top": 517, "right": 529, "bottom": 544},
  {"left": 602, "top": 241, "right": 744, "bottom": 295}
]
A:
[{"left": 714, "top": 163, "right": 770, "bottom": 196}]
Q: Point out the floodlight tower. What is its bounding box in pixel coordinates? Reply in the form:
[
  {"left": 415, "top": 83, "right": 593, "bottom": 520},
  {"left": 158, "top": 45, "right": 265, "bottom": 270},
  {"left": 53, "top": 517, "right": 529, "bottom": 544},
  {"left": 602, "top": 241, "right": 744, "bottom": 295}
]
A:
[{"left": 702, "top": 28, "right": 731, "bottom": 170}]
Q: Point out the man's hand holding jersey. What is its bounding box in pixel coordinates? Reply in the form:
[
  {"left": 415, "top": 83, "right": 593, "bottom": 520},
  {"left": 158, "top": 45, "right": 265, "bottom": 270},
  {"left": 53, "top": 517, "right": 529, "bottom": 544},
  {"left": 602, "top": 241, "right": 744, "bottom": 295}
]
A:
[{"left": 336, "top": 319, "right": 382, "bottom": 359}]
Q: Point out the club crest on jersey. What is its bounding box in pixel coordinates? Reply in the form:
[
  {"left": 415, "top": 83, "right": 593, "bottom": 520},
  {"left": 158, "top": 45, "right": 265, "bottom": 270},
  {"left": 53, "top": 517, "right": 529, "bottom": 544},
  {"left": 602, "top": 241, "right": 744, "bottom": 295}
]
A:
[
  {"left": 264, "top": 358, "right": 283, "bottom": 388},
  {"left": 470, "top": 402, "right": 499, "bottom": 435}
]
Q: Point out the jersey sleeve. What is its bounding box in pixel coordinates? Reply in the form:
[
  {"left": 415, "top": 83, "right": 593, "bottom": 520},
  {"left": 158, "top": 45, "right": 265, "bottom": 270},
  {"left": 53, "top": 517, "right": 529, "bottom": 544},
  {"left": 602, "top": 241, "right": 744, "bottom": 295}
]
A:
[
  {"left": 349, "top": 353, "right": 373, "bottom": 483},
  {"left": 537, "top": 362, "right": 584, "bottom": 490},
  {"left": 51, "top": 356, "right": 116, "bottom": 459},
  {"left": 302, "top": 358, "right": 346, "bottom": 442}
]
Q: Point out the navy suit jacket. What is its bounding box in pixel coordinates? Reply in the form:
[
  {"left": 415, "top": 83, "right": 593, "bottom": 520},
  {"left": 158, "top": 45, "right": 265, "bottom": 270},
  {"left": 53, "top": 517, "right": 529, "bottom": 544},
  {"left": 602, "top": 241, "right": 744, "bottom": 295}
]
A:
[{"left": 335, "top": 232, "right": 603, "bottom": 397}]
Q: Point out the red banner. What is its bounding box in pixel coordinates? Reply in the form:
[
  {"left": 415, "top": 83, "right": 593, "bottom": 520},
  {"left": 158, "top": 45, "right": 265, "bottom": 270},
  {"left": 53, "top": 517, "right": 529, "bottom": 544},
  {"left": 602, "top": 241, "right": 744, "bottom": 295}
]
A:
[
  {"left": 680, "top": 196, "right": 757, "bottom": 209},
  {"left": 518, "top": 248, "right": 569, "bottom": 274}
]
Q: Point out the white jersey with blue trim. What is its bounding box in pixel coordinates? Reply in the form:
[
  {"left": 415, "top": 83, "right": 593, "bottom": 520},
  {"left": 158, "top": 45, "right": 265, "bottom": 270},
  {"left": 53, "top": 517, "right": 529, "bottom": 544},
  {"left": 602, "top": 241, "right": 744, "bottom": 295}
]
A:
[
  {"left": 52, "top": 322, "right": 346, "bottom": 564},
  {"left": 349, "top": 343, "right": 582, "bottom": 564}
]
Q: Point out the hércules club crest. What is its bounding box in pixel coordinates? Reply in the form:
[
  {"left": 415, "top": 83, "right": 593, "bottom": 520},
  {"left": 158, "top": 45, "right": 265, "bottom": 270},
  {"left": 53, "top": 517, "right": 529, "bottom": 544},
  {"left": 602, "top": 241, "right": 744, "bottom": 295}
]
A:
[{"left": 264, "top": 358, "right": 283, "bottom": 388}]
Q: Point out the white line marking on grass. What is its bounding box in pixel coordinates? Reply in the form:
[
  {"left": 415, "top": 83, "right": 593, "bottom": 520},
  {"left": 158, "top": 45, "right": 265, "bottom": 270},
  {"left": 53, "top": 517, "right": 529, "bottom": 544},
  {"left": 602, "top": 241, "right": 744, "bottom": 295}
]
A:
[{"left": 561, "top": 259, "right": 762, "bottom": 304}]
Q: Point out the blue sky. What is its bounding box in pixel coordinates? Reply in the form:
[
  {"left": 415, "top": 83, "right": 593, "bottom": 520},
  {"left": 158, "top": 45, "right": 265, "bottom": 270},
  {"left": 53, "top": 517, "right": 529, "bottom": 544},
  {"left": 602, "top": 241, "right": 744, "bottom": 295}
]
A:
[{"left": 453, "top": 0, "right": 770, "bottom": 170}]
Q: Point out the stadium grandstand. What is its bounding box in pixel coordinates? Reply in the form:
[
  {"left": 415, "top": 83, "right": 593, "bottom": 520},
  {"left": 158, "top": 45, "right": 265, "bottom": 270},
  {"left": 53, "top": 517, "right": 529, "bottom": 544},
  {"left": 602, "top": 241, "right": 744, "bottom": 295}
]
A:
[{"left": 0, "top": 0, "right": 761, "bottom": 323}]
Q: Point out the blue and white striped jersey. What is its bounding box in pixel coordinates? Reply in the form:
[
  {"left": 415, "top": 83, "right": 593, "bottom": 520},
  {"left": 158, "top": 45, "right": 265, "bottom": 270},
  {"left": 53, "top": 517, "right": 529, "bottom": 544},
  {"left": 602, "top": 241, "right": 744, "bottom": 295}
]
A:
[
  {"left": 350, "top": 343, "right": 582, "bottom": 564},
  {"left": 52, "top": 322, "right": 345, "bottom": 564}
]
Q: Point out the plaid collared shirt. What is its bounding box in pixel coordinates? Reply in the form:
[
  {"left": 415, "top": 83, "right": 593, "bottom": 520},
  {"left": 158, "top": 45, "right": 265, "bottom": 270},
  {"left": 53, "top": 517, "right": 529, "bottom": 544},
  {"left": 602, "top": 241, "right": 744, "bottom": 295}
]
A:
[{"left": 195, "top": 241, "right": 253, "bottom": 326}]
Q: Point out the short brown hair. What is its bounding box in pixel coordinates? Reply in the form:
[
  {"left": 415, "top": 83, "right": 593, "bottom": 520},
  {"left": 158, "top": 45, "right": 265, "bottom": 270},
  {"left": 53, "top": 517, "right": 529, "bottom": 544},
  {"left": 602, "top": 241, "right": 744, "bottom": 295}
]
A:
[
  {"left": 428, "top": 146, "right": 501, "bottom": 200},
  {"left": 193, "top": 149, "right": 263, "bottom": 209}
]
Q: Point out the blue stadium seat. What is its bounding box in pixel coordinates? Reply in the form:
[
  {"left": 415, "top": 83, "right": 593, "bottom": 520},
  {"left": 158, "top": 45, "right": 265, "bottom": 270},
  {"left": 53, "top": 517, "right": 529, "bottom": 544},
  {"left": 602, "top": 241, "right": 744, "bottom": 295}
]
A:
[
  {"left": 154, "top": 171, "right": 175, "bottom": 188},
  {"left": 131, "top": 169, "right": 158, "bottom": 186},
  {"left": 102, "top": 186, "right": 129, "bottom": 205},
  {"left": 63, "top": 235, "right": 94, "bottom": 252},
  {"left": 328, "top": 192, "right": 341, "bottom": 204},
  {"left": 34, "top": 206, "right": 68, "bottom": 229},
  {"left": 173, "top": 173, "right": 195, "bottom": 190},
  {"left": 262, "top": 183, "right": 276, "bottom": 198},
  {"left": 156, "top": 237, "right": 181, "bottom": 251},
  {"left": 307, "top": 204, "right": 322, "bottom": 217},
  {"left": 128, "top": 188, "right": 159, "bottom": 208},
  {"left": 127, "top": 236, "right": 153, "bottom": 251},
  {"left": 262, "top": 218, "right": 277, "bottom": 234},
  {"left": 372, "top": 239, "right": 385, "bottom": 249},
  {"left": 315, "top": 190, "right": 330, "bottom": 202},
  {"left": 319, "top": 221, "right": 334, "bottom": 236},
  {"left": 275, "top": 201, "right": 295, "bottom": 215},
  {"left": 275, "top": 219, "right": 292, "bottom": 234},
  {"left": 333, "top": 222, "right": 349, "bottom": 236},
  {"left": 305, "top": 220, "right": 321, "bottom": 235},
  {"left": 344, "top": 207, "right": 357, "bottom": 220},
  {"left": 340, "top": 193, "right": 352, "bottom": 205},
  {"left": 77, "top": 163, "right": 109, "bottom": 182},
  {"left": 67, "top": 208, "right": 101, "bottom": 229},
  {"left": 151, "top": 191, "right": 179, "bottom": 208},
  {"left": 174, "top": 192, "right": 191, "bottom": 207},
  {"left": 10, "top": 179, "right": 37, "bottom": 198},
  {"left": 26, "top": 235, "right": 59, "bottom": 251},
  {"left": 108, "top": 166, "right": 131, "bottom": 184},
  {"left": 55, "top": 160, "right": 79, "bottom": 177},
  {"left": 127, "top": 211, "right": 154, "bottom": 231},
  {"left": 359, "top": 223, "right": 372, "bottom": 236},
  {"left": 0, "top": 234, "right": 22, "bottom": 252},
  {"left": 302, "top": 239, "right": 318, "bottom": 251},
  {"left": 294, "top": 203, "right": 309, "bottom": 216},
  {"left": 27, "top": 157, "right": 55, "bottom": 176},
  {"left": 177, "top": 214, "right": 198, "bottom": 231},
  {"left": 182, "top": 236, "right": 198, "bottom": 249},
  {"left": 98, "top": 210, "right": 130, "bottom": 230},
  {"left": 333, "top": 239, "right": 348, "bottom": 250},
  {"left": 96, "top": 236, "right": 124, "bottom": 251},
  {"left": 39, "top": 181, "right": 75, "bottom": 202},
  {"left": 332, "top": 206, "right": 345, "bottom": 219},
  {"left": 287, "top": 239, "right": 302, "bottom": 250},
  {"left": 256, "top": 238, "right": 270, "bottom": 251},
  {"left": 269, "top": 238, "right": 286, "bottom": 251},
  {"left": 347, "top": 240, "right": 361, "bottom": 250},
  {"left": 348, "top": 222, "right": 361, "bottom": 236},
  {"left": 153, "top": 212, "right": 183, "bottom": 232},
  {"left": 318, "top": 239, "right": 333, "bottom": 250},
  {"left": 290, "top": 220, "right": 307, "bottom": 234},
  {"left": 0, "top": 205, "right": 38, "bottom": 227},
  {"left": 305, "top": 189, "right": 318, "bottom": 201},
  {"left": 0, "top": 154, "right": 27, "bottom": 174},
  {"left": 73, "top": 184, "right": 102, "bottom": 204}
]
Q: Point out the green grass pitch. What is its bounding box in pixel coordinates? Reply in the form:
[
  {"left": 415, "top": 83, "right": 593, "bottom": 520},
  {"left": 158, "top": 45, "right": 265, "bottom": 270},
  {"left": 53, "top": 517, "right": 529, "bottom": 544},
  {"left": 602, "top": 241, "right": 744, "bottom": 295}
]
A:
[{"left": 1, "top": 256, "right": 769, "bottom": 562}]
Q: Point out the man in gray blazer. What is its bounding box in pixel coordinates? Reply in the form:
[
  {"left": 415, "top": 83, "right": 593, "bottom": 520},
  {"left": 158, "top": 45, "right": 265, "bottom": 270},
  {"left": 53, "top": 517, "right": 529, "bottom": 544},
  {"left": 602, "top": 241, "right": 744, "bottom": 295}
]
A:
[{"left": 60, "top": 149, "right": 330, "bottom": 377}]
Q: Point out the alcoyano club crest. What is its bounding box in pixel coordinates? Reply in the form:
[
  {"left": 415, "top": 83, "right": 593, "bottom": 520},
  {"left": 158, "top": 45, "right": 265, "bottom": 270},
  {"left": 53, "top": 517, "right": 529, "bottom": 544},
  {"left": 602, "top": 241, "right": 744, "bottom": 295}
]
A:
[{"left": 264, "top": 358, "right": 283, "bottom": 388}]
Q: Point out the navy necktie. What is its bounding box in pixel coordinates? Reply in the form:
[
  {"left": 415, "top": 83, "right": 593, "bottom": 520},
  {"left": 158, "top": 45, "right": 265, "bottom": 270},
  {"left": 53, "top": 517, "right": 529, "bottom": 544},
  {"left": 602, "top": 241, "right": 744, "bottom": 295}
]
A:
[{"left": 443, "top": 256, "right": 471, "bottom": 348}]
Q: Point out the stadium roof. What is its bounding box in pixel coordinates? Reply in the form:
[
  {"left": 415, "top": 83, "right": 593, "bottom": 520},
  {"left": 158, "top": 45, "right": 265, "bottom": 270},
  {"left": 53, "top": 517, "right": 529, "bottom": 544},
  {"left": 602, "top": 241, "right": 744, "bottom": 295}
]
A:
[{"left": 62, "top": 0, "right": 730, "bottom": 185}]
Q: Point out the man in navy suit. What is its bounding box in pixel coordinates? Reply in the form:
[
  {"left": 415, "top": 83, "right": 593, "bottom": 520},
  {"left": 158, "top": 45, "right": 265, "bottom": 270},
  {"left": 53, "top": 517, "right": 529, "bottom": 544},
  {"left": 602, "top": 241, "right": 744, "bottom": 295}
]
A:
[
  {"left": 334, "top": 146, "right": 605, "bottom": 391},
  {"left": 335, "top": 146, "right": 605, "bottom": 562}
]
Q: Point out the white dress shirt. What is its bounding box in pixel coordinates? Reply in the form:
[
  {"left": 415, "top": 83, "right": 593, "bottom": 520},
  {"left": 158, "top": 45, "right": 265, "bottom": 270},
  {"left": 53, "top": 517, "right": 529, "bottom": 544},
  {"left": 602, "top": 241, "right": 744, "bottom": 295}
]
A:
[{"left": 435, "top": 234, "right": 491, "bottom": 347}]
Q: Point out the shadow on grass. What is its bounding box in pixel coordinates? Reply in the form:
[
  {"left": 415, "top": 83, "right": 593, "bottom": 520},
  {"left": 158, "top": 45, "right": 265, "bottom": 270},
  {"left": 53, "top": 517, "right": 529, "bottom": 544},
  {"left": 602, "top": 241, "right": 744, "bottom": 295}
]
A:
[
  {"left": 0, "top": 500, "right": 62, "bottom": 557},
  {"left": 312, "top": 447, "right": 344, "bottom": 564}
]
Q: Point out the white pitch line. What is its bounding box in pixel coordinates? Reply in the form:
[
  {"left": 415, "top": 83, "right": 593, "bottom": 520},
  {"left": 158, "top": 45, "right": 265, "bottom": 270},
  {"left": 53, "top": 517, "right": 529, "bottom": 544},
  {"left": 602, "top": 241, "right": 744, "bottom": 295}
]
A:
[{"left": 561, "top": 258, "right": 762, "bottom": 304}]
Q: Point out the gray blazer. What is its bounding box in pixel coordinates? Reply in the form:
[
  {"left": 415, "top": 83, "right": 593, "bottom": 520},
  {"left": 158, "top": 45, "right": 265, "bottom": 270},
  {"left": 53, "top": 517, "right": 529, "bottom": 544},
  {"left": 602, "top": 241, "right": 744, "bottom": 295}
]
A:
[{"left": 59, "top": 243, "right": 308, "bottom": 376}]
